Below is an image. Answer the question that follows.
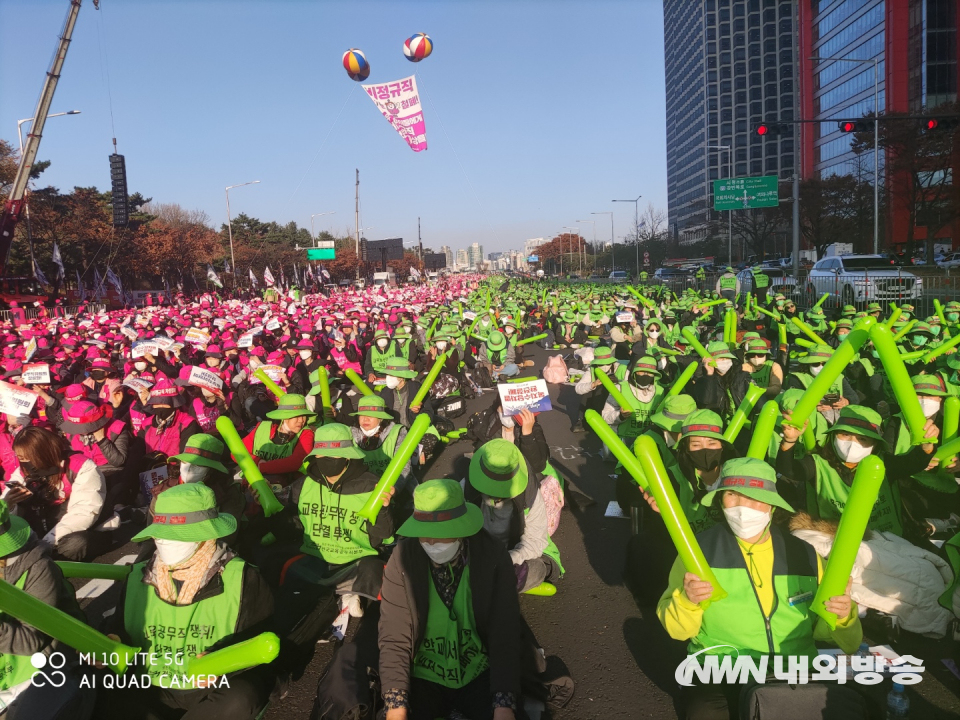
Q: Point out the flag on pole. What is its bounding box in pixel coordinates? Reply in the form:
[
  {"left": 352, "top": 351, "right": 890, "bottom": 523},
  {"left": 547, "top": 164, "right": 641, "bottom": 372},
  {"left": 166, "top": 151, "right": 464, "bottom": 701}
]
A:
[
  {"left": 410, "top": 265, "right": 421, "bottom": 280},
  {"left": 305, "top": 263, "right": 314, "bottom": 281},
  {"left": 52, "top": 242, "right": 65, "bottom": 281},
  {"left": 280, "top": 266, "right": 287, "bottom": 290},
  {"left": 33, "top": 259, "right": 49, "bottom": 287},
  {"left": 93, "top": 268, "right": 104, "bottom": 299},
  {"left": 249, "top": 267, "right": 258, "bottom": 288},
  {"left": 206, "top": 264, "right": 223, "bottom": 288},
  {"left": 264, "top": 266, "right": 276, "bottom": 287},
  {"left": 293, "top": 263, "right": 300, "bottom": 286},
  {"left": 321, "top": 265, "right": 331, "bottom": 281},
  {"left": 224, "top": 259, "right": 231, "bottom": 276},
  {"left": 105, "top": 266, "right": 124, "bottom": 296},
  {"left": 76, "top": 270, "right": 86, "bottom": 301}
]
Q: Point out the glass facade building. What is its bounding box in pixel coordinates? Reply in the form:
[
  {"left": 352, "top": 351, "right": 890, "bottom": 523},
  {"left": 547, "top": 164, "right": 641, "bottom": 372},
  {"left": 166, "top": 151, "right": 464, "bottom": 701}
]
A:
[{"left": 664, "top": 0, "right": 798, "bottom": 245}]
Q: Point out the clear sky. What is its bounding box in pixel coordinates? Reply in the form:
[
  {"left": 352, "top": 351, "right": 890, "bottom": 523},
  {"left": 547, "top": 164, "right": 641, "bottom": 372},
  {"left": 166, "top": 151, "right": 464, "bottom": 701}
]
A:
[{"left": 0, "top": 0, "right": 667, "bottom": 255}]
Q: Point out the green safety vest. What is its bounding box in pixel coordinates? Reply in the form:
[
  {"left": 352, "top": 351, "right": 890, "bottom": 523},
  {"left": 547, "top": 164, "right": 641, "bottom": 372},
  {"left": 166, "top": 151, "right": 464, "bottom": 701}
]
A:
[
  {"left": 751, "top": 360, "right": 774, "bottom": 390},
  {"left": 689, "top": 524, "right": 820, "bottom": 662},
  {"left": 394, "top": 340, "right": 412, "bottom": 361},
  {"left": 892, "top": 416, "right": 959, "bottom": 494},
  {"left": 0, "top": 571, "right": 35, "bottom": 691},
  {"left": 370, "top": 345, "right": 393, "bottom": 373},
  {"left": 719, "top": 274, "right": 737, "bottom": 290},
  {"left": 696, "top": 268, "right": 706, "bottom": 279},
  {"left": 253, "top": 422, "right": 301, "bottom": 462},
  {"left": 412, "top": 565, "right": 489, "bottom": 689},
  {"left": 752, "top": 272, "right": 770, "bottom": 289},
  {"left": 616, "top": 381, "right": 664, "bottom": 441},
  {"left": 359, "top": 424, "right": 402, "bottom": 476},
  {"left": 298, "top": 479, "right": 379, "bottom": 563},
  {"left": 123, "top": 558, "right": 243, "bottom": 686},
  {"left": 791, "top": 372, "right": 843, "bottom": 399},
  {"left": 810, "top": 455, "right": 903, "bottom": 535}
]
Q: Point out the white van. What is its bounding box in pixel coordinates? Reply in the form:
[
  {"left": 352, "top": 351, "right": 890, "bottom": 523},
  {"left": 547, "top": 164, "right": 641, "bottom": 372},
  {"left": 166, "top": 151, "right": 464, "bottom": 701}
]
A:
[{"left": 372, "top": 271, "right": 396, "bottom": 287}]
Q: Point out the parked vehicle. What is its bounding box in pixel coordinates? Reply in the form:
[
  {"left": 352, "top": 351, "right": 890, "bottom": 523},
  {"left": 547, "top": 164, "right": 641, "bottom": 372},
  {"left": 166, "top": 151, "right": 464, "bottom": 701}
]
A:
[
  {"left": 651, "top": 267, "right": 696, "bottom": 291},
  {"left": 372, "top": 271, "right": 396, "bottom": 287},
  {"left": 806, "top": 254, "right": 921, "bottom": 306},
  {"left": 938, "top": 252, "right": 960, "bottom": 269},
  {"left": 608, "top": 270, "right": 629, "bottom": 281}
]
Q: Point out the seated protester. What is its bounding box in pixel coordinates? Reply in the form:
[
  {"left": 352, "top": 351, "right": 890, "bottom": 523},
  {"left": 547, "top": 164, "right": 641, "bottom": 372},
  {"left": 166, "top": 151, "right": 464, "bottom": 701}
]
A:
[
  {"left": 554, "top": 309, "right": 587, "bottom": 349},
  {"left": 8, "top": 426, "right": 107, "bottom": 562},
  {"left": 99, "top": 483, "right": 276, "bottom": 720},
  {"left": 178, "top": 366, "right": 232, "bottom": 435},
  {"left": 139, "top": 377, "right": 202, "bottom": 459},
  {"left": 379, "top": 479, "right": 521, "bottom": 720},
  {"left": 381, "top": 358, "right": 432, "bottom": 429},
  {"left": 0, "top": 414, "right": 20, "bottom": 486},
  {"left": 472, "top": 311, "right": 497, "bottom": 341},
  {"left": 609, "top": 312, "right": 644, "bottom": 361},
  {"left": 634, "top": 318, "right": 666, "bottom": 359},
  {"left": 501, "top": 318, "right": 534, "bottom": 368},
  {"left": 690, "top": 341, "right": 758, "bottom": 422},
  {"left": 467, "top": 399, "right": 549, "bottom": 474},
  {"left": 784, "top": 345, "right": 857, "bottom": 424},
  {"left": 658, "top": 458, "right": 862, "bottom": 720},
  {"left": 392, "top": 327, "right": 420, "bottom": 371},
  {"left": 269, "top": 424, "right": 395, "bottom": 617},
  {"left": 170, "top": 434, "right": 246, "bottom": 543},
  {"left": 427, "top": 330, "right": 462, "bottom": 378},
  {"left": 600, "top": 356, "right": 665, "bottom": 449},
  {"left": 305, "top": 367, "right": 355, "bottom": 422},
  {"left": 777, "top": 405, "right": 938, "bottom": 537},
  {"left": 476, "top": 331, "right": 519, "bottom": 383},
  {"left": 241, "top": 394, "right": 316, "bottom": 487},
  {"left": 240, "top": 380, "right": 278, "bottom": 430},
  {"left": 0, "top": 498, "right": 94, "bottom": 719},
  {"left": 572, "top": 346, "right": 624, "bottom": 433},
  {"left": 290, "top": 339, "right": 324, "bottom": 396},
  {"left": 364, "top": 330, "right": 395, "bottom": 383},
  {"left": 465, "top": 439, "right": 562, "bottom": 592},
  {"left": 60, "top": 399, "right": 140, "bottom": 512},
  {"left": 741, "top": 338, "right": 783, "bottom": 401},
  {"left": 328, "top": 330, "right": 364, "bottom": 378},
  {"left": 80, "top": 356, "right": 115, "bottom": 398},
  {"left": 350, "top": 395, "right": 414, "bottom": 493}
]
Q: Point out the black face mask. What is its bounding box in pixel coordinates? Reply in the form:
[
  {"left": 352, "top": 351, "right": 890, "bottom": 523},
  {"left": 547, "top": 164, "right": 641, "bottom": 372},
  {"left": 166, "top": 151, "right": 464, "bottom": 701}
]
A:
[
  {"left": 152, "top": 407, "right": 175, "bottom": 421},
  {"left": 631, "top": 374, "right": 654, "bottom": 388},
  {"left": 309, "top": 456, "right": 348, "bottom": 480},
  {"left": 89, "top": 370, "right": 107, "bottom": 381},
  {"left": 687, "top": 447, "right": 723, "bottom": 473}
]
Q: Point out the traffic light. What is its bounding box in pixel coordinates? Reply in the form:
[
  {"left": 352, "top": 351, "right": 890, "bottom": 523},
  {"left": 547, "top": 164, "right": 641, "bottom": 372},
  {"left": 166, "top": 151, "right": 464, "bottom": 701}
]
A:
[
  {"left": 922, "top": 116, "right": 959, "bottom": 132},
  {"left": 755, "top": 122, "right": 790, "bottom": 136},
  {"left": 109, "top": 154, "right": 129, "bottom": 227},
  {"left": 838, "top": 120, "right": 870, "bottom": 133}
]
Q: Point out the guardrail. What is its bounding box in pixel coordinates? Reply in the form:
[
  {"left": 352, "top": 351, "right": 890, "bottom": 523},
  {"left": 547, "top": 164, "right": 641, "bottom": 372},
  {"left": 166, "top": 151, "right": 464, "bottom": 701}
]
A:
[{"left": 0, "top": 303, "right": 106, "bottom": 323}]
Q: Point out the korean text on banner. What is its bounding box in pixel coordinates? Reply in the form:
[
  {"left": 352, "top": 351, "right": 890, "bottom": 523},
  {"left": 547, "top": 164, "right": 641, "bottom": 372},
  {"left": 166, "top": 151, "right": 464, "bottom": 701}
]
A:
[
  {"left": 184, "top": 328, "right": 211, "bottom": 347},
  {"left": 362, "top": 75, "right": 428, "bottom": 152},
  {"left": 0, "top": 381, "right": 38, "bottom": 417},
  {"left": 122, "top": 377, "right": 153, "bottom": 394},
  {"left": 131, "top": 341, "right": 160, "bottom": 359},
  {"left": 616, "top": 312, "right": 635, "bottom": 324},
  {"left": 255, "top": 365, "right": 285, "bottom": 384},
  {"left": 21, "top": 363, "right": 51, "bottom": 385},
  {"left": 498, "top": 379, "right": 553, "bottom": 417},
  {"left": 187, "top": 366, "right": 224, "bottom": 393}
]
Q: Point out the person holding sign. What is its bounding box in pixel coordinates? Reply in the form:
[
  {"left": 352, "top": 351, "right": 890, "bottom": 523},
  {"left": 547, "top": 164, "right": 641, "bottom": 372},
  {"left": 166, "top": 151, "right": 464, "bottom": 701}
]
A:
[
  {"left": 689, "top": 341, "right": 748, "bottom": 422},
  {"left": 378, "top": 479, "right": 522, "bottom": 720},
  {"left": 100, "top": 483, "right": 277, "bottom": 720},
  {"left": 657, "top": 458, "right": 862, "bottom": 720},
  {"left": 241, "top": 394, "right": 316, "bottom": 488}
]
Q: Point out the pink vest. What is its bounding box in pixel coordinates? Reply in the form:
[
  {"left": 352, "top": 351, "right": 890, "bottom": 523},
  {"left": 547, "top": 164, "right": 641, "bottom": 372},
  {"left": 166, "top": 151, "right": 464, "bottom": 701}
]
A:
[
  {"left": 129, "top": 407, "right": 149, "bottom": 436},
  {"left": 329, "top": 345, "right": 362, "bottom": 374},
  {"left": 143, "top": 411, "right": 194, "bottom": 457},
  {"left": 191, "top": 396, "right": 222, "bottom": 433},
  {"left": 69, "top": 420, "right": 125, "bottom": 467}
]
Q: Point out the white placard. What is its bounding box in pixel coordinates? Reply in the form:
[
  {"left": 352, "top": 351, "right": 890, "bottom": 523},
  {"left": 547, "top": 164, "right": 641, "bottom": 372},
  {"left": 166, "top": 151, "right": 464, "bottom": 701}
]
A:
[
  {"left": 21, "top": 363, "right": 51, "bottom": 385},
  {"left": 187, "top": 366, "right": 224, "bottom": 392},
  {"left": 616, "top": 312, "right": 635, "bottom": 324},
  {"left": 122, "top": 376, "right": 153, "bottom": 393},
  {"left": 265, "top": 318, "right": 281, "bottom": 331},
  {"left": 497, "top": 379, "right": 553, "bottom": 417},
  {"left": 0, "top": 380, "right": 38, "bottom": 416},
  {"left": 237, "top": 332, "right": 254, "bottom": 348},
  {"left": 184, "top": 328, "right": 211, "bottom": 347},
  {"left": 132, "top": 341, "right": 160, "bottom": 359}
]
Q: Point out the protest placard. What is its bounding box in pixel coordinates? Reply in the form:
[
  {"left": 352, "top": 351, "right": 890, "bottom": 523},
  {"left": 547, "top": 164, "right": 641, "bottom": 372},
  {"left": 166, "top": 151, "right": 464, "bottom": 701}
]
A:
[{"left": 497, "top": 379, "right": 553, "bottom": 417}]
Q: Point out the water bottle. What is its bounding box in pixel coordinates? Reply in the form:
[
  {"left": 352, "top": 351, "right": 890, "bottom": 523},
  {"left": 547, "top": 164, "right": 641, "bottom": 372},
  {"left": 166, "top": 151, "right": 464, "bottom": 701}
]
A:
[{"left": 886, "top": 682, "right": 909, "bottom": 720}]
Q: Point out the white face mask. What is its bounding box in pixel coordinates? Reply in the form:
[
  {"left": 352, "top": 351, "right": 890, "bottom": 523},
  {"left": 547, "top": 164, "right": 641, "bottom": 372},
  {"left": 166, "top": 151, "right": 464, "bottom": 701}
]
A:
[
  {"left": 179, "top": 461, "right": 208, "bottom": 484},
  {"left": 505, "top": 327, "right": 515, "bottom": 336},
  {"left": 155, "top": 538, "right": 201, "bottom": 567},
  {"left": 360, "top": 424, "right": 380, "bottom": 437},
  {"left": 834, "top": 437, "right": 872, "bottom": 463},
  {"left": 749, "top": 356, "right": 765, "bottom": 367},
  {"left": 385, "top": 375, "right": 401, "bottom": 389},
  {"left": 723, "top": 505, "right": 771, "bottom": 540},
  {"left": 810, "top": 364, "right": 824, "bottom": 377},
  {"left": 436, "top": 341, "right": 448, "bottom": 352},
  {"left": 200, "top": 388, "right": 216, "bottom": 400},
  {"left": 715, "top": 358, "right": 733, "bottom": 375},
  {"left": 498, "top": 412, "right": 515, "bottom": 429},
  {"left": 134, "top": 361, "right": 147, "bottom": 372},
  {"left": 377, "top": 339, "right": 389, "bottom": 349},
  {"left": 420, "top": 539, "right": 460, "bottom": 565},
  {"left": 648, "top": 330, "right": 660, "bottom": 340},
  {"left": 920, "top": 397, "right": 941, "bottom": 419},
  {"left": 299, "top": 349, "right": 313, "bottom": 361}
]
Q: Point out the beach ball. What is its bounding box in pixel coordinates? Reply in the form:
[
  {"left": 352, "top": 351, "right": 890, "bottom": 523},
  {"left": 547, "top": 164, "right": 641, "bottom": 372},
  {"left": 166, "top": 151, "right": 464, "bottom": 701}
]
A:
[
  {"left": 403, "top": 33, "right": 433, "bottom": 62},
  {"left": 343, "top": 49, "right": 370, "bottom": 81}
]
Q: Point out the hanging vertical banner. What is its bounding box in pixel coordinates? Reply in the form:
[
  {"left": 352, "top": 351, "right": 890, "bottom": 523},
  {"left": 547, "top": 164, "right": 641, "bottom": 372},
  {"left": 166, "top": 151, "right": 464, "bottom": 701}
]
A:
[{"left": 362, "top": 75, "right": 428, "bottom": 152}]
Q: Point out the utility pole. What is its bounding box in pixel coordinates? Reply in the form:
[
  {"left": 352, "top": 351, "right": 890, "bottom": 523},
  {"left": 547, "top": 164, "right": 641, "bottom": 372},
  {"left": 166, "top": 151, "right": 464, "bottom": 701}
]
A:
[
  {"left": 792, "top": 173, "right": 800, "bottom": 280},
  {"left": 355, "top": 169, "right": 360, "bottom": 282},
  {"left": 418, "top": 216, "right": 423, "bottom": 271}
]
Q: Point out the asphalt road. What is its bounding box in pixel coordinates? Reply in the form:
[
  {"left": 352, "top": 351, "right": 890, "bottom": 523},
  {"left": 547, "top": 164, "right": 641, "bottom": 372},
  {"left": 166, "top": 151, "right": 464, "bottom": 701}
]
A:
[{"left": 75, "top": 343, "right": 960, "bottom": 719}]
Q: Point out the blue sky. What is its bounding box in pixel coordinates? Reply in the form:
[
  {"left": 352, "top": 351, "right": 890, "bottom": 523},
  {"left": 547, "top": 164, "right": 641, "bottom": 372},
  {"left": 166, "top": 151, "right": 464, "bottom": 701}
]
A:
[{"left": 1, "top": 0, "right": 668, "bottom": 255}]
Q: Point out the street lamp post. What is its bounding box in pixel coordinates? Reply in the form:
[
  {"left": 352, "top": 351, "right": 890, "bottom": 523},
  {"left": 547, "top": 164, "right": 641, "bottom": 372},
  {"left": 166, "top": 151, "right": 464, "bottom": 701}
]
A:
[
  {"left": 225, "top": 180, "right": 260, "bottom": 286},
  {"left": 310, "top": 211, "right": 336, "bottom": 243},
  {"left": 576, "top": 219, "right": 595, "bottom": 274},
  {"left": 613, "top": 196, "right": 641, "bottom": 274},
  {"left": 591, "top": 212, "right": 614, "bottom": 273},
  {"left": 563, "top": 227, "right": 579, "bottom": 275},
  {"left": 706, "top": 145, "right": 732, "bottom": 265},
  {"left": 16, "top": 110, "right": 81, "bottom": 155},
  {"left": 810, "top": 55, "right": 880, "bottom": 253}
]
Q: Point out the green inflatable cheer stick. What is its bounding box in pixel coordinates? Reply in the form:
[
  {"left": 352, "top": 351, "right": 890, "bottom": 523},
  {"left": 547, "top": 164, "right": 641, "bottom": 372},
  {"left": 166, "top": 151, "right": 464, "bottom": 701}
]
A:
[
  {"left": 755, "top": 306, "right": 781, "bottom": 322},
  {"left": 898, "top": 350, "right": 925, "bottom": 362},
  {"left": 215, "top": 416, "right": 284, "bottom": 517},
  {"left": 186, "top": 631, "right": 280, "bottom": 678},
  {"left": 594, "top": 366, "right": 634, "bottom": 412},
  {"left": 698, "top": 298, "right": 728, "bottom": 309},
  {"left": 934, "top": 298, "right": 948, "bottom": 326},
  {"left": 507, "top": 376, "right": 538, "bottom": 383},
  {"left": 315, "top": 366, "right": 332, "bottom": 412},
  {"left": 254, "top": 368, "right": 286, "bottom": 399},
  {"left": 813, "top": 292, "right": 830, "bottom": 310},
  {"left": 810, "top": 456, "right": 885, "bottom": 630},
  {"left": 932, "top": 436, "right": 960, "bottom": 463},
  {"left": 681, "top": 327, "right": 713, "bottom": 365},
  {"left": 584, "top": 410, "right": 649, "bottom": 490},
  {"left": 653, "top": 361, "right": 698, "bottom": 413},
  {"left": 746, "top": 401, "right": 780, "bottom": 459},
  {"left": 785, "top": 316, "right": 875, "bottom": 432},
  {"left": 410, "top": 352, "right": 448, "bottom": 408},
  {"left": 522, "top": 582, "right": 557, "bottom": 597},
  {"left": 892, "top": 320, "right": 917, "bottom": 342},
  {"left": 0, "top": 578, "right": 139, "bottom": 674},
  {"left": 944, "top": 396, "right": 960, "bottom": 443},
  {"left": 344, "top": 368, "right": 375, "bottom": 397},
  {"left": 425, "top": 317, "right": 439, "bottom": 341},
  {"left": 357, "top": 413, "right": 432, "bottom": 522},
  {"left": 869, "top": 323, "right": 933, "bottom": 445},
  {"left": 802, "top": 420, "right": 816, "bottom": 452},
  {"left": 778, "top": 323, "right": 787, "bottom": 348},
  {"left": 790, "top": 317, "right": 827, "bottom": 346},
  {"left": 516, "top": 333, "right": 548, "bottom": 347},
  {"left": 794, "top": 337, "right": 816, "bottom": 349},
  {"left": 921, "top": 329, "right": 960, "bottom": 363},
  {"left": 56, "top": 562, "right": 132, "bottom": 581},
  {"left": 722, "top": 383, "right": 766, "bottom": 443},
  {"left": 635, "top": 435, "right": 726, "bottom": 606},
  {"left": 883, "top": 305, "right": 902, "bottom": 329}
]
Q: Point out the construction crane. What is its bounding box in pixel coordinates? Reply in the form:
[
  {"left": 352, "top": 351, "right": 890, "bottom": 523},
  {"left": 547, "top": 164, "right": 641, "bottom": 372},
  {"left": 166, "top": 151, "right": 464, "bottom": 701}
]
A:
[{"left": 0, "top": 0, "right": 85, "bottom": 276}]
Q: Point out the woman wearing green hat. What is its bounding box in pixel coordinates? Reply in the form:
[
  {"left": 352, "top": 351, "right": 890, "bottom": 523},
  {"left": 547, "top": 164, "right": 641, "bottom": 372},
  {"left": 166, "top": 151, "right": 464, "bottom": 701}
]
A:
[
  {"left": 350, "top": 395, "right": 414, "bottom": 491},
  {"left": 741, "top": 339, "right": 783, "bottom": 400},
  {"left": 381, "top": 358, "right": 431, "bottom": 429},
  {"left": 241, "top": 393, "right": 316, "bottom": 488},
  {"left": 379, "top": 478, "right": 522, "bottom": 720},
  {"left": 477, "top": 331, "right": 519, "bottom": 382},
  {"left": 364, "top": 330, "right": 396, "bottom": 384},
  {"left": 170, "top": 434, "right": 245, "bottom": 544},
  {"left": 0, "top": 499, "right": 93, "bottom": 719},
  {"left": 658, "top": 458, "right": 862, "bottom": 720},
  {"left": 601, "top": 355, "right": 665, "bottom": 445},
  {"left": 778, "top": 405, "right": 939, "bottom": 536},
  {"left": 691, "top": 341, "right": 755, "bottom": 422},
  {"left": 101, "top": 483, "right": 276, "bottom": 720}
]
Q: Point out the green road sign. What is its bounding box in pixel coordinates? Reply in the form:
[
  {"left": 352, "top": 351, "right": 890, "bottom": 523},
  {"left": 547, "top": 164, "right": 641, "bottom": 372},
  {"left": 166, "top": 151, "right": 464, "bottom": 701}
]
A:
[
  {"left": 306, "top": 241, "right": 336, "bottom": 260},
  {"left": 713, "top": 175, "right": 779, "bottom": 210}
]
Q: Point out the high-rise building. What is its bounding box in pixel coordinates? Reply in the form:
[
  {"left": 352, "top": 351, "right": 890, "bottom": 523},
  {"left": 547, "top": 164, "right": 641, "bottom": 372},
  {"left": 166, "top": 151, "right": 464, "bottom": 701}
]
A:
[
  {"left": 664, "top": 0, "right": 798, "bottom": 245},
  {"left": 798, "top": 0, "right": 959, "bottom": 250},
  {"left": 525, "top": 238, "right": 547, "bottom": 257},
  {"left": 465, "top": 242, "right": 484, "bottom": 268},
  {"left": 455, "top": 248, "right": 468, "bottom": 268},
  {"left": 440, "top": 245, "right": 453, "bottom": 267}
]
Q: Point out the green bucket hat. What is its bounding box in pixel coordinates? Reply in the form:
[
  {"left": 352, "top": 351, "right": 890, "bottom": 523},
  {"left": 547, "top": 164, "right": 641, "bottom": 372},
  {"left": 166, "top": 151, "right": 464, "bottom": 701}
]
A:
[
  {"left": 867, "top": 302, "right": 882, "bottom": 313},
  {"left": 383, "top": 357, "right": 417, "bottom": 379},
  {"left": 799, "top": 345, "right": 833, "bottom": 364},
  {"left": 468, "top": 438, "right": 529, "bottom": 499},
  {"left": 913, "top": 373, "right": 948, "bottom": 397},
  {"left": 911, "top": 321, "right": 933, "bottom": 336},
  {"left": 649, "top": 394, "right": 697, "bottom": 433},
  {"left": 705, "top": 341, "right": 736, "bottom": 360},
  {"left": 132, "top": 483, "right": 237, "bottom": 543},
  {"left": 743, "top": 339, "right": 770, "bottom": 356},
  {"left": 679, "top": 409, "right": 727, "bottom": 442},
  {"left": 806, "top": 308, "right": 825, "bottom": 321},
  {"left": 631, "top": 355, "right": 661, "bottom": 378},
  {"left": 350, "top": 394, "right": 394, "bottom": 420},
  {"left": 397, "top": 479, "right": 484, "bottom": 540},
  {"left": 486, "top": 331, "right": 507, "bottom": 351},
  {"left": 591, "top": 346, "right": 616, "bottom": 365},
  {"left": 171, "top": 434, "right": 228, "bottom": 474},
  {"left": 266, "top": 393, "right": 317, "bottom": 420},
  {"left": 702, "top": 457, "right": 795, "bottom": 513},
  {"left": 307, "top": 422, "right": 365, "bottom": 459},
  {"left": 827, "top": 405, "right": 885, "bottom": 445},
  {"left": 841, "top": 305, "right": 857, "bottom": 317},
  {"left": 0, "top": 500, "right": 31, "bottom": 557}
]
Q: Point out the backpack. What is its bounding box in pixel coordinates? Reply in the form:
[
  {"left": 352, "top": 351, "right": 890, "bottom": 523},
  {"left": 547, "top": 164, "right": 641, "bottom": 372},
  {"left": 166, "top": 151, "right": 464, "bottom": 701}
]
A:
[
  {"left": 472, "top": 365, "right": 494, "bottom": 389},
  {"left": 434, "top": 395, "right": 466, "bottom": 419},
  {"left": 542, "top": 355, "right": 569, "bottom": 384},
  {"left": 428, "top": 373, "right": 459, "bottom": 400}
]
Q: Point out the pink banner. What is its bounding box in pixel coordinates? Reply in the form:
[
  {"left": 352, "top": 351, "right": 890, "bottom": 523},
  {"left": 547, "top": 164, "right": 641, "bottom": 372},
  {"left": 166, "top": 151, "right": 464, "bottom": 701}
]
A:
[{"left": 362, "top": 75, "right": 428, "bottom": 152}]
